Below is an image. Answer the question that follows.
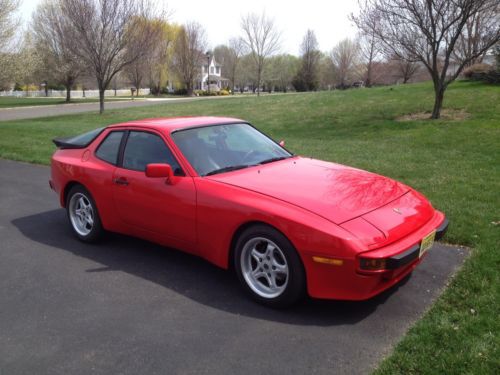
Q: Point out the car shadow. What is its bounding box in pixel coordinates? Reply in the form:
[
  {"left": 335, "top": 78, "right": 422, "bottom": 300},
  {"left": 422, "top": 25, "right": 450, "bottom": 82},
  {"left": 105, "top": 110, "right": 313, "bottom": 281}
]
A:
[{"left": 12, "top": 209, "right": 411, "bottom": 327}]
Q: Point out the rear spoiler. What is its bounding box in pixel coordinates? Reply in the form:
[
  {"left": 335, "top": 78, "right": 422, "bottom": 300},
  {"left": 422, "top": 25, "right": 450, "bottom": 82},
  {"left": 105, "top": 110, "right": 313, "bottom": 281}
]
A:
[
  {"left": 52, "top": 127, "right": 105, "bottom": 149},
  {"left": 52, "top": 138, "right": 87, "bottom": 149}
]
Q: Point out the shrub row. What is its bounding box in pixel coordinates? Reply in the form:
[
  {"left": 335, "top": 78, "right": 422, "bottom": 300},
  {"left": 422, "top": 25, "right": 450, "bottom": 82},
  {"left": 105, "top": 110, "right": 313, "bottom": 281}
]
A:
[
  {"left": 194, "top": 89, "right": 230, "bottom": 96},
  {"left": 463, "top": 63, "right": 500, "bottom": 84}
]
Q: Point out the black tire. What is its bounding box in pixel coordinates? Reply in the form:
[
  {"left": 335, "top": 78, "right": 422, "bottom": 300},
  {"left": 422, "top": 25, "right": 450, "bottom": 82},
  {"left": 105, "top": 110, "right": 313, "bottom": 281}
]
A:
[
  {"left": 66, "top": 184, "right": 104, "bottom": 243},
  {"left": 234, "top": 224, "right": 306, "bottom": 308}
]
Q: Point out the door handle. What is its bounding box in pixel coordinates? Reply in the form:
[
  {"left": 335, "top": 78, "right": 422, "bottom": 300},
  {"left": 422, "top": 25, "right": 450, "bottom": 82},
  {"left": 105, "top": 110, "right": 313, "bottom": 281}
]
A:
[{"left": 113, "top": 177, "right": 129, "bottom": 186}]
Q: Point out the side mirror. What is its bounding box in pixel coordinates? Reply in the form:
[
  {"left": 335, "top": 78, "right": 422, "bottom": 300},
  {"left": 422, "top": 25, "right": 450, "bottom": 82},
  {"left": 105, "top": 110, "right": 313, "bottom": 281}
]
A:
[
  {"left": 279, "top": 140, "right": 285, "bottom": 147},
  {"left": 145, "top": 163, "right": 176, "bottom": 184}
]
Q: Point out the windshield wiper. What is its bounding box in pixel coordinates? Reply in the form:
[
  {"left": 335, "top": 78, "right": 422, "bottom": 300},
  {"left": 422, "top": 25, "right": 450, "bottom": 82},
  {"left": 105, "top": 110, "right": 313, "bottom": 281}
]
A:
[
  {"left": 205, "top": 165, "right": 252, "bottom": 176},
  {"left": 259, "top": 156, "right": 292, "bottom": 165}
]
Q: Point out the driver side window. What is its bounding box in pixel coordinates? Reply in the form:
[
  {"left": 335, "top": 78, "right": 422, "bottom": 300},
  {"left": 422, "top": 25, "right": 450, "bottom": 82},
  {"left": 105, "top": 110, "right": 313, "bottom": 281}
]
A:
[{"left": 122, "top": 131, "right": 183, "bottom": 175}]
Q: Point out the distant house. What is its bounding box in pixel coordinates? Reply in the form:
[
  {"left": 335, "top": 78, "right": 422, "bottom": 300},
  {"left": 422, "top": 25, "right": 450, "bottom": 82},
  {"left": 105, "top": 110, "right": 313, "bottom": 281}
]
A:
[{"left": 195, "top": 55, "right": 229, "bottom": 91}]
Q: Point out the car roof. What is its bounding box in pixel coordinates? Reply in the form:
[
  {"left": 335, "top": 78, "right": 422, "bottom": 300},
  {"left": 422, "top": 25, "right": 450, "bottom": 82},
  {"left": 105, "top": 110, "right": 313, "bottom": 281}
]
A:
[{"left": 107, "top": 116, "right": 246, "bottom": 133}]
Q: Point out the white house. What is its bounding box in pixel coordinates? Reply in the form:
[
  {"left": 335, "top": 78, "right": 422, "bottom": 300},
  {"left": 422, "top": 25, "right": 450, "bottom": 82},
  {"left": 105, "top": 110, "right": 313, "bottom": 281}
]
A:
[{"left": 196, "top": 56, "right": 229, "bottom": 91}]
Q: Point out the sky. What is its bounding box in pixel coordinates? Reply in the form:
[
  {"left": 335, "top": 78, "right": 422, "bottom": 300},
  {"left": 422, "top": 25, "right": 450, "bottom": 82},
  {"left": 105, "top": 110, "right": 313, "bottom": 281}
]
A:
[{"left": 19, "top": 0, "right": 360, "bottom": 55}]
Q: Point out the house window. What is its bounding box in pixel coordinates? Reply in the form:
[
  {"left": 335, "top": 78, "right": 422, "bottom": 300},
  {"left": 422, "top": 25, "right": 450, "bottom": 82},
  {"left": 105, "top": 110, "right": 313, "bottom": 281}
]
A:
[
  {"left": 216, "top": 67, "right": 220, "bottom": 74},
  {"left": 210, "top": 66, "right": 215, "bottom": 74}
]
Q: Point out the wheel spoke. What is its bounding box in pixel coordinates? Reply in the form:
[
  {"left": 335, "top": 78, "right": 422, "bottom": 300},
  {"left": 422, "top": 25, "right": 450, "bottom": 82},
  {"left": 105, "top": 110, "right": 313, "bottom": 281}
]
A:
[
  {"left": 78, "top": 197, "right": 86, "bottom": 209},
  {"left": 267, "top": 273, "right": 277, "bottom": 289},
  {"left": 271, "top": 258, "right": 287, "bottom": 273},
  {"left": 86, "top": 215, "right": 94, "bottom": 226},
  {"left": 251, "top": 268, "right": 266, "bottom": 280},
  {"left": 250, "top": 248, "right": 262, "bottom": 262},
  {"left": 265, "top": 242, "right": 275, "bottom": 256}
]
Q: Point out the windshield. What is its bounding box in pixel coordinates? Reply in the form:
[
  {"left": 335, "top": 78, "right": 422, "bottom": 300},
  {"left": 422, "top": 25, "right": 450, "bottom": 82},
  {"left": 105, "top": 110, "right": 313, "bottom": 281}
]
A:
[{"left": 171, "top": 123, "right": 292, "bottom": 176}]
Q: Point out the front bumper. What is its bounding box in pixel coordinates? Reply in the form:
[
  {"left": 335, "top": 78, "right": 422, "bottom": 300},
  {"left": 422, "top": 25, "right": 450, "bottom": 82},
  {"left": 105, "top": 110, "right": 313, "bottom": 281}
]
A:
[
  {"left": 304, "top": 211, "right": 448, "bottom": 300},
  {"left": 385, "top": 217, "right": 449, "bottom": 270}
]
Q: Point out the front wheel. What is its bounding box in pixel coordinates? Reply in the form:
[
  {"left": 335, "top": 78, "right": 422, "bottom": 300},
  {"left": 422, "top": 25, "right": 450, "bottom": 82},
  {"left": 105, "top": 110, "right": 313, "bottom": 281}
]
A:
[
  {"left": 66, "top": 185, "right": 103, "bottom": 242},
  {"left": 234, "top": 225, "right": 306, "bottom": 308}
]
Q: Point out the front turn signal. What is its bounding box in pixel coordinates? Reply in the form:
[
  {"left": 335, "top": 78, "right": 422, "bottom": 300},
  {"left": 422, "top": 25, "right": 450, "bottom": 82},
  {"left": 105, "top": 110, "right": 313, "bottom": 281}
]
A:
[{"left": 312, "top": 256, "right": 344, "bottom": 266}]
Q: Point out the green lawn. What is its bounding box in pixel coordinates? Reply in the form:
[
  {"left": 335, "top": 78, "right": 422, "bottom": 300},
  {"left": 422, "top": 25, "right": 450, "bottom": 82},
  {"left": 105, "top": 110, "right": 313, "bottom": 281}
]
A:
[
  {"left": 0, "top": 81, "right": 499, "bottom": 374},
  {"left": 0, "top": 96, "right": 136, "bottom": 108}
]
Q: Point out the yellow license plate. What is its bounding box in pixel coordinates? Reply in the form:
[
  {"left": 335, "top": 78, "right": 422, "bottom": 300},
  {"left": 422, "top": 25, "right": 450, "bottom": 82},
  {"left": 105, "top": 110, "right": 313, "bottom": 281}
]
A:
[{"left": 419, "top": 230, "right": 436, "bottom": 258}]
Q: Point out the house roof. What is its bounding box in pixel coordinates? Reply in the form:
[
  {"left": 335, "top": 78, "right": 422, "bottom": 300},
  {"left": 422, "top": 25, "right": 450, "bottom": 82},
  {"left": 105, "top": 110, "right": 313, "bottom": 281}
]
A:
[{"left": 195, "top": 53, "right": 222, "bottom": 67}]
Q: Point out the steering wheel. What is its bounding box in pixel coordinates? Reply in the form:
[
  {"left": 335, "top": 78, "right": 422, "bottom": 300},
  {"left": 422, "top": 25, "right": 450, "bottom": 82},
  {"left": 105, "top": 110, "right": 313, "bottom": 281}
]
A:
[{"left": 242, "top": 150, "right": 263, "bottom": 164}]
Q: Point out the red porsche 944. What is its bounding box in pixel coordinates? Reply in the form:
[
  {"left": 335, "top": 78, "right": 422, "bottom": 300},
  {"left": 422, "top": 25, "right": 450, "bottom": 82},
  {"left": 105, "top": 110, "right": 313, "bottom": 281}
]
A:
[{"left": 50, "top": 117, "right": 448, "bottom": 307}]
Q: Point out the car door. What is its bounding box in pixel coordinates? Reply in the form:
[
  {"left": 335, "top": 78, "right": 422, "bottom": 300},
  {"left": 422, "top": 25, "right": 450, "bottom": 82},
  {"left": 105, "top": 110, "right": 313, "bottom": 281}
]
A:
[{"left": 112, "top": 130, "right": 197, "bottom": 246}]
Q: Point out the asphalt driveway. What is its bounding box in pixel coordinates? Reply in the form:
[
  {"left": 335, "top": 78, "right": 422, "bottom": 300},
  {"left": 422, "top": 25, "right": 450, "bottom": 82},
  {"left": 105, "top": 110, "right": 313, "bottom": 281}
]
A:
[
  {"left": 0, "top": 159, "right": 468, "bottom": 375},
  {"left": 0, "top": 96, "right": 235, "bottom": 122}
]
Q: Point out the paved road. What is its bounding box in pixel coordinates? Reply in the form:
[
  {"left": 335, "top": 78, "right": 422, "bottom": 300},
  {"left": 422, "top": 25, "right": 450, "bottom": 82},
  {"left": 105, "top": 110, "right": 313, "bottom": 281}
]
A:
[
  {"left": 0, "top": 96, "right": 233, "bottom": 122},
  {"left": 0, "top": 159, "right": 467, "bottom": 375}
]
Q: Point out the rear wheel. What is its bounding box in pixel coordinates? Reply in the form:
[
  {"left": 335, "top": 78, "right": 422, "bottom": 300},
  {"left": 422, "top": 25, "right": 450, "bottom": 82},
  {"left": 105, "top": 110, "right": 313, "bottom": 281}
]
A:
[
  {"left": 66, "top": 185, "right": 103, "bottom": 242},
  {"left": 234, "top": 225, "right": 306, "bottom": 308}
]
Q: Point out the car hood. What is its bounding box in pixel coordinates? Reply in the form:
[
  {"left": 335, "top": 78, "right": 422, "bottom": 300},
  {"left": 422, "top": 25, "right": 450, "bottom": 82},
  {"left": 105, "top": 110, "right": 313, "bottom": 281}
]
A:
[{"left": 207, "top": 157, "right": 409, "bottom": 224}]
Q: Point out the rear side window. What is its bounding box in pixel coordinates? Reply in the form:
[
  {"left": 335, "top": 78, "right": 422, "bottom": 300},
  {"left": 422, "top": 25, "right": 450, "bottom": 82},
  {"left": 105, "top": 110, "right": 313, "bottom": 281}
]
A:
[
  {"left": 122, "top": 131, "right": 182, "bottom": 174},
  {"left": 95, "top": 131, "right": 124, "bottom": 165}
]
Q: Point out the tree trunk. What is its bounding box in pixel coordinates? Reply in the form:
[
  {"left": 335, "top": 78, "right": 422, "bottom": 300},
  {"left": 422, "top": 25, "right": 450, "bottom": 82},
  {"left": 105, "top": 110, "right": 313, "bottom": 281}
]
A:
[
  {"left": 187, "top": 82, "right": 193, "bottom": 96},
  {"left": 66, "top": 86, "right": 71, "bottom": 103},
  {"left": 257, "top": 68, "right": 261, "bottom": 97},
  {"left": 366, "top": 62, "right": 372, "bottom": 87},
  {"left": 431, "top": 84, "right": 445, "bottom": 119},
  {"left": 99, "top": 88, "right": 105, "bottom": 114}
]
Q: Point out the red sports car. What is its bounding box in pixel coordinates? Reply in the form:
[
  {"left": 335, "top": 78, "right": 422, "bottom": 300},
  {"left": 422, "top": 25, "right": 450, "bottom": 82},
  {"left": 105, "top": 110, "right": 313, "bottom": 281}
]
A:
[{"left": 50, "top": 116, "right": 448, "bottom": 307}]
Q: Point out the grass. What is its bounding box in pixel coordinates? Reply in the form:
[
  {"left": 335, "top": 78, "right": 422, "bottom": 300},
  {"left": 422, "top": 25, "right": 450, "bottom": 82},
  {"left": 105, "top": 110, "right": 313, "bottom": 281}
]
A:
[
  {"left": 0, "top": 80, "right": 499, "bottom": 373},
  {"left": 0, "top": 96, "right": 135, "bottom": 108}
]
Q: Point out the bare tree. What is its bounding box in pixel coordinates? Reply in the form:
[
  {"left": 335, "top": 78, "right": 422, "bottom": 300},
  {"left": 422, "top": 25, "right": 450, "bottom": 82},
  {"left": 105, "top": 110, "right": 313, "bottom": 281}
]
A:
[
  {"left": 234, "top": 54, "right": 256, "bottom": 93},
  {"left": 356, "top": 0, "right": 500, "bottom": 119},
  {"left": 351, "top": 2, "right": 383, "bottom": 87},
  {"left": 241, "top": 12, "right": 281, "bottom": 96},
  {"left": 293, "top": 29, "right": 321, "bottom": 91},
  {"left": 214, "top": 38, "right": 245, "bottom": 94},
  {"left": 123, "top": 19, "right": 167, "bottom": 96},
  {"left": 124, "top": 59, "right": 146, "bottom": 97},
  {"left": 330, "top": 38, "right": 360, "bottom": 88},
  {"left": 173, "top": 22, "right": 207, "bottom": 96},
  {"left": 61, "top": 0, "right": 163, "bottom": 113},
  {"left": 32, "top": 0, "right": 84, "bottom": 102},
  {"left": 392, "top": 56, "right": 420, "bottom": 83},
  {"left": 359, "top": 33, "right": 379, "bottom": 87},
  {"left": 0, "top": 0, "right": 19, "bottom": 50},
  {"left": 317, "top": 53, "right": 336, "bottom": 90},
  {"left": 454, "top": 11, "right": 499, "bottom": 67}
]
